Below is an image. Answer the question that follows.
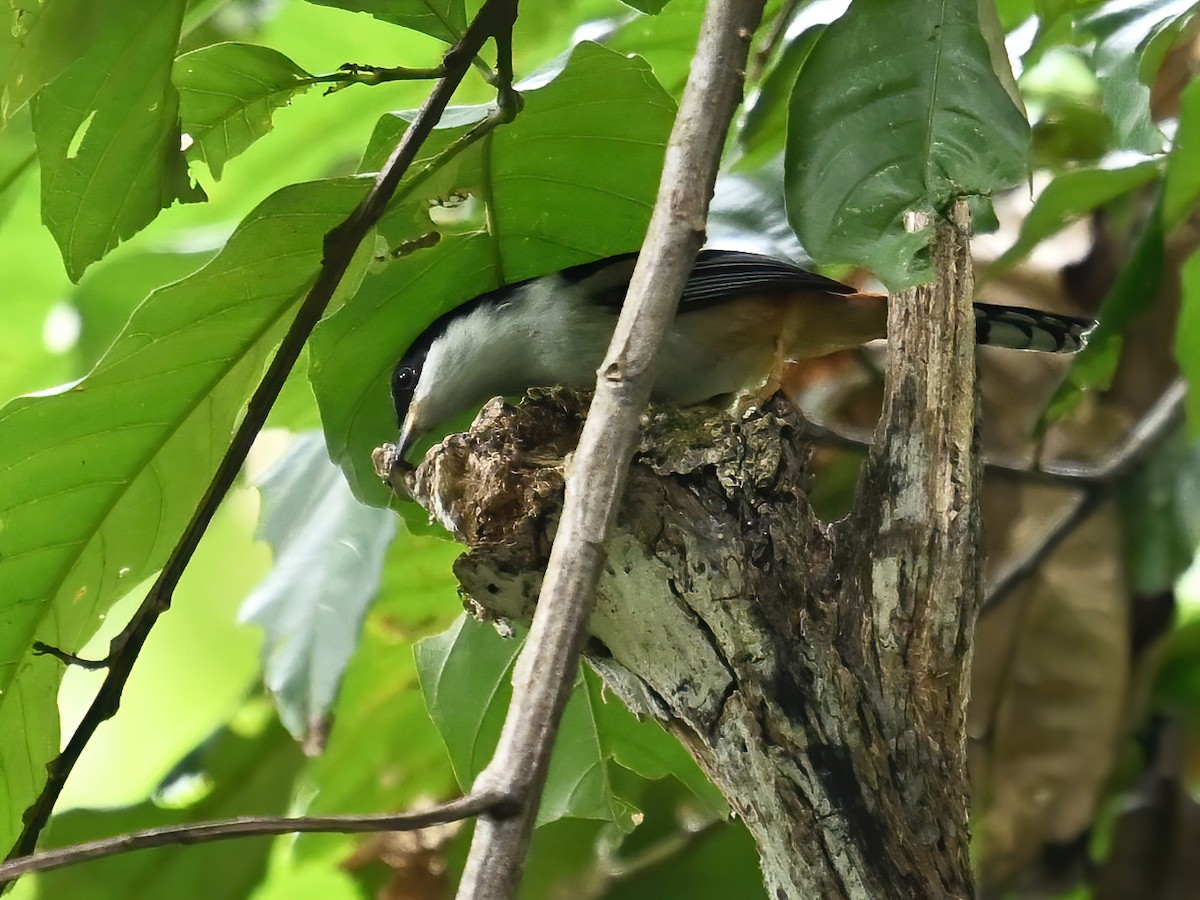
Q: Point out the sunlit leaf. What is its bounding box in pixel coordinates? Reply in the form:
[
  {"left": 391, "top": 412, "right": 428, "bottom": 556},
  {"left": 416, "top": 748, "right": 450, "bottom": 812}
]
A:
[
  {"left": 31, "top": 0, "right": 206, "bottom": 280},
  {"left": 1079, "top": 0, "right": 1195, "bottom": 153},
  {"left": 175, "top": 42, "right": 313, "bottom": 180},
  {"left": 0, "top": 177, "right": 366, "bottom": 855},
  {"left": 988, "top": 157, "right": 1162, "bottom": 274},
  {"left": 310, "top": 42, "right": 676, "bottom": 506},
  {"left": 241, "top": 432, "right": 396, "bottom": 744},
  {"left": 785, "top": 0, "right": 1029, "bottom": 288},
  {"left": 0, "top": 0, "right": 97, "bottom": 123},
  {"left": 305, "top": 0, "right": 468, "bottom": 43}
]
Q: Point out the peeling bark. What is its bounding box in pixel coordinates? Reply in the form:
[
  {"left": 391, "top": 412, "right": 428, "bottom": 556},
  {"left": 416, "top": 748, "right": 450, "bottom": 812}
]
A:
[{"left": 386, "top": 213, "right": 981, "bottom": 899}]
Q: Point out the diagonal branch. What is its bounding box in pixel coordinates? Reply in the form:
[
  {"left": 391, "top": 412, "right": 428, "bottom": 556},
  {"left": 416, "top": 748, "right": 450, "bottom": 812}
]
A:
[
  {"left": 4, "top": 0, "right": 520, "bottom": 869},
  {"left": 447, "top": 1, "right": 766, "bottom": 897}
]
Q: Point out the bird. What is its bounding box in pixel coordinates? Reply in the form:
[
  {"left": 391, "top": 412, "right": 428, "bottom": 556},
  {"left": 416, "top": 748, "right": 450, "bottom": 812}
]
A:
[{"left": 390, "top": 249, "right": 1093, "bottom": 463}]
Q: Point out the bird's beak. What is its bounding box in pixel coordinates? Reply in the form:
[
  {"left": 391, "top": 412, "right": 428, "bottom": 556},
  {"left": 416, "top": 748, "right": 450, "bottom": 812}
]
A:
[{"left": 396, "top": 409, "right": 422, "bottom": 465}]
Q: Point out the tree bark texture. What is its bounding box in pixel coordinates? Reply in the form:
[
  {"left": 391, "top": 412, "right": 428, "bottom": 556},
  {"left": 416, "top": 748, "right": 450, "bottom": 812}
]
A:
[{"left": 397, "top": 209, "right": 981, "bottom": 899}]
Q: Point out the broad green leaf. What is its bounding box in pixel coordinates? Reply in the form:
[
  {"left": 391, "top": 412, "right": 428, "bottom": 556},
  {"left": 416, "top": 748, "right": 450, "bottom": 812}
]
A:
[
  {"left": 0, "top": 176, "right": 366, "bottom": 856},
  {"left": 241, "top": 433, "right": 396, "bottom": 744},
  {"left": 310, "top": 43, "right": 675, "bottom": 506},
  {"left": 69, "top": 245, "right": 215, "bottom": 372},
  {"left": 583, "top": 668, "right": 725, "bottom": 814},
  {"left": 622, "top": 0, "right": 671, "bottom": 11},
  {"left": 31, "top": 0, "right": 205, "bottom": 280},
  {"left": 175, "top": 42, "right": 313, "bottom": 180},
  {"left": 39, "top": 711, "right": 305, "bottom": 900},
  {"left": 1080, "top": 0, "right": 1196, "bottom": 153},
  {"left": 1164, "top": 76, "right": 1200, "bottom": 230},
  {"left": 785, "top": 0, "right": 1030, "bottom": 288},
  {"left": 305, "top": 0, "right": 468, "bottom": 43},
  {"left": 0, "top": 0, "right": 97, "bottom": 123},
  {"left": 414, "top": 616, "right": 639, "bottom": 830},
  {"left": 605, "top": 0, "right": 704, "bottom": 97},
  {"left": 1043, "top": 188, "right": 1164, "bottom": 423},
  {"left": 1179, "top": 246, "right": 1200, "bottom": 427},
  {"left": 987, "top": 157, "right": 1162, "bottom": 274}
]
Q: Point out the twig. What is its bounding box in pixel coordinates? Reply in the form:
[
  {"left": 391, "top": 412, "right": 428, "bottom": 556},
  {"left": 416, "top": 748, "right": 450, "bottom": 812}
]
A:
[
  {"left": 451, "top": 1, "right": 766, "bottom": 898},
  {"left": 982, "top": 380, "right": 1186, "bottom": 611},
  {"left": 749, "top": 0, "right": 802, "bottom": 79},
  {"left": 4, "top": 0, "right": 520, "bottom": 869},
  {"left": 30, "top": 642, "right": 107, "bottom": 671},
  {"left": 799, "top": 377, "right": 1187, "bottom": 487},
  {"left": 0, "top": 792, "right": 506, "bottom": 881}
]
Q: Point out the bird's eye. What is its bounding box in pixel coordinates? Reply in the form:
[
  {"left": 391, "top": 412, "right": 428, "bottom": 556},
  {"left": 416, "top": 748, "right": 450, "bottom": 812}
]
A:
[{"left": 394, "top": 366, "right": 416, "bottom": 391}]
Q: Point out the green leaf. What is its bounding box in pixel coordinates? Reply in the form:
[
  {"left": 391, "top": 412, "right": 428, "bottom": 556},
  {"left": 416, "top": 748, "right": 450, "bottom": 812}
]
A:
[
  {"left": 304, "top": 0, "right": 468, "bottom": 43},
  {"left": 0, "top": 0, "right": 97, "bottom": 123},
  {"left": 1080, "top": 0, "right": 1196, "bottom": 153},
  {"left": 175, "top": 42, "right": 313, "bottom": 180},
  {"left": 68, "top": 245, "right": 215, "bottom": 372},
  {"left": 1042, "top": 188, "right": 1165, "bottom": 423},
  {"left": 415, "top": 616, "right": 638, "bottom": 830},
  {"left": 31, "top": 0, "right": 205, "bottom": 280},
  {"left": 582, "top": 667, "right": 725, "bottom": 814},
  {"left": 415, "top": 617, "right": 717, "bottom": 831},
  {"left": 1178, "top": 246, "right": 1200, "bottom": 428},
  {"left": 604, "top": 0, "right": 704, "bottom": 97},
  {"left": 310, "top": 42, "right": 675, "bottom": 506},
  {"left": 785, "top": 0, "right": 1030, "bottom": 288},
  {"left": 242, "top": 432, "right": 396, "bottom": 744},
  {"left": 0, "top": 176, "right": 366, "bottom": 856},
  {"left": 38, "top": 710, "right": 305, "bottom": 900},
  {"left": 622, "top": 0, "right": 672, "bottom": 11},
  {"left": 987, "top": 157, "right": 1162, "bottom": 274},
  {"left": 1164, "top": 75, "right": 1200, "bottom": 230}
]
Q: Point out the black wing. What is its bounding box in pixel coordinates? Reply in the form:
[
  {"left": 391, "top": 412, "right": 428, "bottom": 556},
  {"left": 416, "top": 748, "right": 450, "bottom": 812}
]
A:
[
  {"left": 564, "top": 248, "right": 856, "bottom": 309},
  {"left": 681, "top": 249, "right": 855, "bottom": 305}
]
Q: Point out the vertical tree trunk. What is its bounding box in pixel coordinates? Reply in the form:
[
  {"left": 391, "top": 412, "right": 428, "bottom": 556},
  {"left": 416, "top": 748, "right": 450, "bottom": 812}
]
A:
[{"left": 404, "top": 205, "right": 980, "bottom": 898}]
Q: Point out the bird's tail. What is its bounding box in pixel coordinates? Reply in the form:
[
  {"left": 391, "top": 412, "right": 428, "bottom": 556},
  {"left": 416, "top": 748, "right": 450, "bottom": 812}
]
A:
[{"left": 973, "top": 302, "right": 1094, "bottom": 353}]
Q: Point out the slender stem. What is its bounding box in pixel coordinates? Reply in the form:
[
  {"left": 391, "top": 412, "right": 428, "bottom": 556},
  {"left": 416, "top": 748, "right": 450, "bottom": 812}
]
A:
[
  {"left": 452, "top": 1, "right": 766, "bottom": 897},
  {"left": 303, "top": 64, "right": 448, "bottom": 89},
  {"left": 982, "top": 379, "right": 1185, "bottom": 611},
  {"left": 0, "top": 792, "right": 507, "bottom": 881},
  {"left": 4, "top": 0, "right": 520, "bottom": 871},
  {"left": 799, "top": 377, "right": 1186, "bottom": 487}
]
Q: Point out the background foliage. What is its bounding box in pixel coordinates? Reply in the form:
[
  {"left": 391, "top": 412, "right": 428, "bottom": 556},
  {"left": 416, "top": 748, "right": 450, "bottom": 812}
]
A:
[{"left": 1, "top": 0, "right": 1199, "bottom": 897}]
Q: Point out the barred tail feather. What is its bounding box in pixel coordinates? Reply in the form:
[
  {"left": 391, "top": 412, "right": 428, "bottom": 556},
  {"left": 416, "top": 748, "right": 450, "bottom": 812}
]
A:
[{"left": 973, "top": 302, "right": 1094, "bottom": 353}]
